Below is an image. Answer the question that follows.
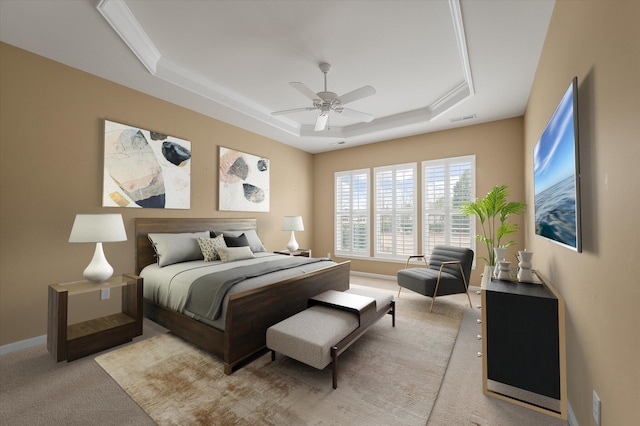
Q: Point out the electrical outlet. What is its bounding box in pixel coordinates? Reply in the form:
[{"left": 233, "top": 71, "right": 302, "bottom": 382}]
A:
[
  {"left": 593, "top": 390, "right": 601, "bottom": 425},
  {"left": 327, "top": 252, "right": 332, "bottom": 259},
  {"left": 100, "top": 288, "right": 111, "bottom": 300}
]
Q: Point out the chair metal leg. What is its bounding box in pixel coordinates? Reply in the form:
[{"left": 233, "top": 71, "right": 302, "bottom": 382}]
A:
[
  {"left": 458, "top": 264, "right": 472, "bottom": 308},
  {"left": 465, "top": 290, "right": 472, "bottom": 308},
  {"left": 430, "top": 261, "right": 471, "bottom": 313},
  {"left": 430, "top": 272, "right": 443, "bottom": 313}
]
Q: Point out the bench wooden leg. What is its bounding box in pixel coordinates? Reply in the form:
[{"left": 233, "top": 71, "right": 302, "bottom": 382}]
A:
[
  {"left": 331, "top": 346, "right": 338, "bottom": 389},
  {"left": 271, "top": 350, "right": 275, "bottom": 361}
]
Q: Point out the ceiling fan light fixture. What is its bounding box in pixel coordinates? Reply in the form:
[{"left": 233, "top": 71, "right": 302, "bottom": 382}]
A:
[
  {"left": 271, "top": 63, "right": 376, "bottom": 128},
  {"left": 314, "top": 112, "right": 329, "bottom": 131}
]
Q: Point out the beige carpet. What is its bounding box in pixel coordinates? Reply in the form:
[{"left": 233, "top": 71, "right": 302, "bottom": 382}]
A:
[{"left": 95, "top": 285, "right": 464, "bottom": 426}]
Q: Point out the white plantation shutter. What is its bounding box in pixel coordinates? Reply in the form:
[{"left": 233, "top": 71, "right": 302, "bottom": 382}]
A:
[
  {"left": 374, "top": 163, "right": 417, "bottom": 260},
  {"left": 422, "top": 156, "right": 475, "bottom": 260},
  {"left": 335, "top": 169, "right": 370, "bottom": 256}
]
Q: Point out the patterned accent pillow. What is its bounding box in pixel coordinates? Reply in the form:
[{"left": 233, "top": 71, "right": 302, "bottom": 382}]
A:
[{"left": 197, "top": 234, "right": 227, "bottom": 261}]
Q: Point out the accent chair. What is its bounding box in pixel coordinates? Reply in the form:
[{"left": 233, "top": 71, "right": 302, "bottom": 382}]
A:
[{"left": 396, "top": 245, "right": 474, "bottom": 312}]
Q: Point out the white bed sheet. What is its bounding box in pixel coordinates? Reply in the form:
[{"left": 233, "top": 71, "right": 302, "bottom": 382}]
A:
[{"left": 141, "top": 252, "right": 336, "bottom": 330}]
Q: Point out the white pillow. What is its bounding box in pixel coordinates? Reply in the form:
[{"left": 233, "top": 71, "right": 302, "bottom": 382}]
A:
[
  {"left": 196, "top": 234, "right": 227, "bottom": 262},
  {"left": 148, "top": 231, "right": 209, "bottom": 267},
  {"left": 220, "top": 229, "right": 266, "bottom": 252},
  {"left": 217, "top": 246, "right": 255, "bottom": 262}
]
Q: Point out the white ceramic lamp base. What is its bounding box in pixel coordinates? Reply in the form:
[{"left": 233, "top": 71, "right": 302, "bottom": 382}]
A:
[
  {"left": 83, "top": 242, "right": 114, "bottom": 283},
  {"left": 286, "top": 231, "right": 299, "bottom": 253}
]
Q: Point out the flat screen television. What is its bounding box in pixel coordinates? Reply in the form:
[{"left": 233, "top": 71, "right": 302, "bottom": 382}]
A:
[{"left": 533, "top": 77, "right": 582, "bottom": 252}]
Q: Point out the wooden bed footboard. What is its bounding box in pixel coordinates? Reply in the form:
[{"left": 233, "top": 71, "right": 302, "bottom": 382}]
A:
[{"left": 223, "top": 260, "right": 350, "bottom": 373}]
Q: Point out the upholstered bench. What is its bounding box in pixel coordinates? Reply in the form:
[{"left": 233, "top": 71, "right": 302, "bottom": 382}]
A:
[{"left": 266, "top": 287, "right": 394, "bottom": 388}]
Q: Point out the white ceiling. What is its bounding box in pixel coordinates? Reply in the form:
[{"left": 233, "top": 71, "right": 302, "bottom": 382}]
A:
[{"left": 0, "top": 0, "right": 555, "bottom": 153}]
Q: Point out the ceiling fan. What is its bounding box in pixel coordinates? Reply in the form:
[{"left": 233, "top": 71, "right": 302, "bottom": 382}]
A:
[{"left": 271, "top": 63, "right": 376, "bottom": 131}]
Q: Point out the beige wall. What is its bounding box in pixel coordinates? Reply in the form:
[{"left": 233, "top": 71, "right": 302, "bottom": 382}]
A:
[
  {"left": 0, "top": 43, "right": 315, "bottom": 345},
  {"left": 2, "top": 1, "right": 639, "bottom": 422},
  {"left": 313, "top": 117, "right": 526, "bottom": 287},
  {"left": 523, "top": 1, "right": 639, "bottom": 425}
]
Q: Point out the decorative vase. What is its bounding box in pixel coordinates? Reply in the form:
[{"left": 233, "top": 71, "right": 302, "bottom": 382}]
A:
[
  {"left": 517, "top": 250, "right": 534, "bottom": 282},
  {"left": 493, "top": 247, "right": 506, "bottom": 278},
  {"left": 498, "top": 260, "right": 512, "bottom": 280}
]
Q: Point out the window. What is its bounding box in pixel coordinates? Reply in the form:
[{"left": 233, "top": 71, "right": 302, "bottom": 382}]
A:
[
  {"left": 374, "top": 163, "right": 417, "bottom": 260},
  {"left": 422, "top": 155, "right": 476, "bottom": 259},
  {"left": 335, "top": 169, "right": 369, "bottom": 257}
]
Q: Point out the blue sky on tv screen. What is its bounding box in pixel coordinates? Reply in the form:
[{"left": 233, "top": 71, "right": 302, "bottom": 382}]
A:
[{"left": 533, "top": 84, "right": 576, "bottom": 194}]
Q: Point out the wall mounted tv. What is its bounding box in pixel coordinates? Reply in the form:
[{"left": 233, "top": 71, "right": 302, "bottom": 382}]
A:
[{"left": 533, "top": 76, "right": 582, "bottom": 252}]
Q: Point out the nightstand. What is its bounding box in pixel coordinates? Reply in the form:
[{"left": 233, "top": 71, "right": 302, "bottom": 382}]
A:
[
  {"left": 47, "top": 274, "right": 143, "bottom": 362},
  {"left": 274, "top": 249, "right": 311, "bottom": 257}
]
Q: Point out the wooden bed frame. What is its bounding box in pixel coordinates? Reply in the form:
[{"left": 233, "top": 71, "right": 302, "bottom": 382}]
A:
[{"left": 134, "top": 217, "right": 350, "bottom": 374}]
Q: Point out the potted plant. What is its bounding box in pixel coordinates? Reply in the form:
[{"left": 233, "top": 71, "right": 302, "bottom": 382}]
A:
[{"left": 460, "top": 184, "right": 527, "bottom": 268}]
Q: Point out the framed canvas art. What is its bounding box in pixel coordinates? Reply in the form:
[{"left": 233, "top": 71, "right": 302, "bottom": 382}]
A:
[
  {"left": 219, "top": 146, "right": 269, "bottom": 212},
  {"left": 103, "top": 120, "right": 191, "bottom": 209}
]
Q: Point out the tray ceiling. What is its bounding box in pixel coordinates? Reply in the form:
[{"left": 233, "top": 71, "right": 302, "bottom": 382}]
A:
[{"left": 0, "top": 0, "right": 555, "bottom": 153}]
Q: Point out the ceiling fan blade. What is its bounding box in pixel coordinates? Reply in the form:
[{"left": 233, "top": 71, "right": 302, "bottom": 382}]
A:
[
  {"left": 339, "top": 107, "right": 375, "bottom": 123},
  {"left": 314, "top": 113, "right": 329, "bottom": 131},
  {"left": 290, "top": 82, "right": 319, "bottom": 101},
  {"left": 271, "top": 107, "right": 316, "bottom": 116},
  {"left": 338, "top": 85, "right": 376, "bottom": 105}
]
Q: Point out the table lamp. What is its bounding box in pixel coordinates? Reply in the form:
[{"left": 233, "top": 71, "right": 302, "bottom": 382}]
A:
[
  {"left": 69, "top": 213, "right": 127, "bottom": 283},
  {"left": 282, "top": 215, "right": 304, "bottom": 252}
]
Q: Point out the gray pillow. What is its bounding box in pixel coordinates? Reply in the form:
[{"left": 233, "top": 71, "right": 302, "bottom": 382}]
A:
[{"left": 148, "top": 231, "right": 209, "bottom": 267}]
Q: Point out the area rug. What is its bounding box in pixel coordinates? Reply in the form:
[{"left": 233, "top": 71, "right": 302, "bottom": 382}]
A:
[{"left": 95, "top": 286, "right": 465, "bottom": 426}]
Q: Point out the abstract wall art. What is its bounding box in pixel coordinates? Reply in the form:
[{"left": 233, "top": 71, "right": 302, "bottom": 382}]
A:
[
  {"left": 103, "top": 120, "right": 191, "bottom": 209},
  {"left": 219, "top": 146, "right": 269, "bottom": 212}
]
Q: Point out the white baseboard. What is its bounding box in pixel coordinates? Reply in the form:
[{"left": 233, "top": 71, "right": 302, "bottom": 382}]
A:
[
  {"left": 567, "top": 399, "right": 578, "bottom": 425},
  {"left": 0, "top": 334, "right": 46, "bottom": 355},
  {"left": 350, "top": 270, "right": 395, "bottom": 281}
]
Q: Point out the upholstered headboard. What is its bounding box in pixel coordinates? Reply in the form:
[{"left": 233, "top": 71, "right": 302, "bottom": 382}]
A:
[{"left": 134, "top": 217, "right": 258, "bottom": 274}]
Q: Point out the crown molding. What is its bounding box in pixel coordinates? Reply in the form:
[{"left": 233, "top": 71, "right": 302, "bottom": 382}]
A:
[
  {"left": 97, "top": 0, "right": 474, "bottom": 142},
  {"left": 96, "top": 0, "right": 160, "bottom": 74},
  {"left": 449, "top": 0, "right": 474, "bottom": 96}
]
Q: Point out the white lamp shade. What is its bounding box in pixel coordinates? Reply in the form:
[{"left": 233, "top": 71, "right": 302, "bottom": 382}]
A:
[
  {"left": 282, "top": 216, "right": 304, "bottom": 232},
  {"left": 69, "top": 214, "right": 126, "bottom": 283},
  {"left": 69, "top": 214, "right": 127, "bottom": 243}
]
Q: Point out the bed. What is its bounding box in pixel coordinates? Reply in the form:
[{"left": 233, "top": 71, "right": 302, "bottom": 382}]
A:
[{"left": 134, "top": 217, "right": 351, "bottom": 374}]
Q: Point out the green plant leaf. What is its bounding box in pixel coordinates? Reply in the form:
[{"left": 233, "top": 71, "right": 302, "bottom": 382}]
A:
[{"left": 459, "top": 184, "right": 526, "bottom": 266}]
